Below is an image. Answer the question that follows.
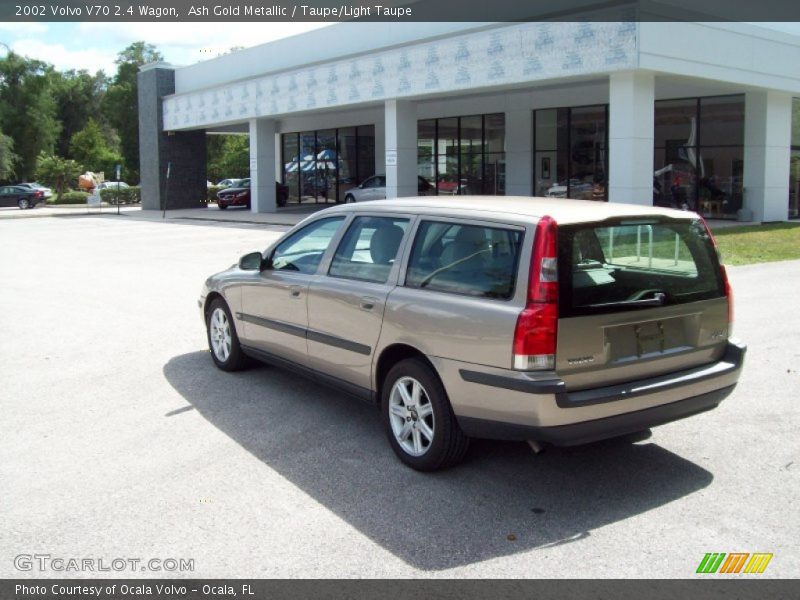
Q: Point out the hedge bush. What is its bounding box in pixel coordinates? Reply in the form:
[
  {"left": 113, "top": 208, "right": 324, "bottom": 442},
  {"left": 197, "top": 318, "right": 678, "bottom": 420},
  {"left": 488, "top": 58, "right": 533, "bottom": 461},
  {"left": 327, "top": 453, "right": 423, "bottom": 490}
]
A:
[
  {"left": 52, "top": 191, "right": 89, "bottom": 204},
  {"left": 207, "top": 186, "right": 224, "bottom": 202},
  {"left": 99, "top": 186, "right": 141, "bottom": 204}
]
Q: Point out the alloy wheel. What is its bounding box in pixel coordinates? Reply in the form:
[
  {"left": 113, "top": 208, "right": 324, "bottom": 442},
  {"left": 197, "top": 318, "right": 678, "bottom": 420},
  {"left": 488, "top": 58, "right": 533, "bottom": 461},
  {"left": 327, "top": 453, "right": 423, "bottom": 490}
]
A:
[
  {"left": 209, "top": 307, "right": 232, "bottom": 362},
  {"left": 388, "top": 376, "right": 435, "bottom": 457}
]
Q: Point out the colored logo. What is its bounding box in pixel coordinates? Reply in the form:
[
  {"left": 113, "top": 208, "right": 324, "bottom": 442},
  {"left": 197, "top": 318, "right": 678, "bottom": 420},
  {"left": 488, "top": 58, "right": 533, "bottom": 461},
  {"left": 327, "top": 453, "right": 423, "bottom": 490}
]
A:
[{"left": 696, "top": 553, "right": 773, "bottom": 574}]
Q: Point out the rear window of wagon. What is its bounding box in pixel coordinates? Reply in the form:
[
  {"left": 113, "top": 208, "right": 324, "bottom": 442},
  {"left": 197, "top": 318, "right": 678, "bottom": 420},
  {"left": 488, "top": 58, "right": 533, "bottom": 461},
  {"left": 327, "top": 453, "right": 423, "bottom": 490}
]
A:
[{"left": 557, "top": 217, "right": 726, "bottom": 318}]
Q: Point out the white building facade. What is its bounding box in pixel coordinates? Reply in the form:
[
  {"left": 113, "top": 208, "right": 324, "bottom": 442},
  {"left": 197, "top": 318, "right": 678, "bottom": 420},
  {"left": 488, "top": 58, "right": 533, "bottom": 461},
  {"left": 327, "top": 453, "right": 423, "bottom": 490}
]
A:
[{"left": 142, "top": 20, "right": 800, "bottom": 222}]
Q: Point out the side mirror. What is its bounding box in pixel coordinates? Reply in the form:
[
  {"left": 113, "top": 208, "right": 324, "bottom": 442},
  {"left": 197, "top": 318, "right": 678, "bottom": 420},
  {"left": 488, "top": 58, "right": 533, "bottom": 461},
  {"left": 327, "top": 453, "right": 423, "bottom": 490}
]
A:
[{"left": 239, "top": 251, "right": 265, "bottom": 271}]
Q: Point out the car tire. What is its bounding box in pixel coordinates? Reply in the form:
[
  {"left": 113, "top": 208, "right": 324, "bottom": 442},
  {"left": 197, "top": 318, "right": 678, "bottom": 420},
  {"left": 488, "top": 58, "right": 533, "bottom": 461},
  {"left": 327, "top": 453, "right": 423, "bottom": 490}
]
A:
[
  {"left": 345, "top": 194, "right": 355, "bottom": 204},
  {"left": 381, "top": 358, "right": 470, "bottom": 471},
  {"left": 218, "top": 203, "right": 228, "bottom": 210},
  {"left": 18, "top": 198, "right": 30, "bottom": 210},
  {"left": 206, "top": 298, "right": 249, "bottom": 371}
]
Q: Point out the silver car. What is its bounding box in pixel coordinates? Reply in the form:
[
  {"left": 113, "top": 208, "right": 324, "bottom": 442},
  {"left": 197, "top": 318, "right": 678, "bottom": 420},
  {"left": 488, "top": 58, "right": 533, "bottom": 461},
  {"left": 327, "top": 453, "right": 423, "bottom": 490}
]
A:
[
  {"left": 343, "top": 175, "right": 434, "bottom": 203},
  {"left": 199, "top": 197, "right": 745, "bottom": 470}
]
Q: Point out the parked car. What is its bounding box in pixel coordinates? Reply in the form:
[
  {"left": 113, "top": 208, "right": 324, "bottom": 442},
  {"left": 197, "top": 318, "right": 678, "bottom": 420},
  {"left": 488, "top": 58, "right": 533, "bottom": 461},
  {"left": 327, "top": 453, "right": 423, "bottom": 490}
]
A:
[
  {"left": 17, "top": 182, "right": 52, "bottom": 199},
  {"left": 216, "top": 179, "right": 289, "bottom": 209},
  {"left": 343, "top": 175, "right": 434, "bottom": 203},
  {"left": 94, "top": 181, "right": 133, "bottom": 204},
  {"left": 0, "top": 185, "right": 44, "bottom": 209},
  {"left": 199, "top": 197, "right": 745, "bottom": 471},
  {"left": 96, "top": 181, "right": 130, "bottom": 191}
]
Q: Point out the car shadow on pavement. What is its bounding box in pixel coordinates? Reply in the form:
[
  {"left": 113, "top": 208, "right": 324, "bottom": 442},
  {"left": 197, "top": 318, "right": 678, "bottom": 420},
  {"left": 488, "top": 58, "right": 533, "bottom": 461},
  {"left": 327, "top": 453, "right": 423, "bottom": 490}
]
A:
[{"left": 164, "top": 351, "right": 713, "bottom": 571}]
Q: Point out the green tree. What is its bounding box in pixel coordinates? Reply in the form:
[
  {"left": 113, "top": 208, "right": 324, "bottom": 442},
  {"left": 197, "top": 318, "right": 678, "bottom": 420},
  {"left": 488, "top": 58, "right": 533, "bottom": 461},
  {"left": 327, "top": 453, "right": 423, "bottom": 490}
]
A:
[
  {"left": 34, "top": 154, "right": 83, "bottom": 199},
  {"left": 102, "top": 42, "right": 163, "bottom": 183},
  {"left": 50, "top": 68, "right": 109, "bottom": 159},
  {"left": 207, "top": 135, "right": 249, "bottom": 183},
  {"left": 0, "top": 128, "right": 17, "bottom": 180},
  {"left": 70, "top": 118, "right": 124, "bottom": 179},
  {"left": 0, "top": 52, "right": 60, "bottom": 181}
]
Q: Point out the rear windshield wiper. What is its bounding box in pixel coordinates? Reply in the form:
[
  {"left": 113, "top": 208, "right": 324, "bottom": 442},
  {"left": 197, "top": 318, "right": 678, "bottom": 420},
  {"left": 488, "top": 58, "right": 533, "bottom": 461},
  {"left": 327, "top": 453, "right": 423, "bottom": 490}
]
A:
[{"left": 581, "top": 292, "right": 667, "bottom": 310}]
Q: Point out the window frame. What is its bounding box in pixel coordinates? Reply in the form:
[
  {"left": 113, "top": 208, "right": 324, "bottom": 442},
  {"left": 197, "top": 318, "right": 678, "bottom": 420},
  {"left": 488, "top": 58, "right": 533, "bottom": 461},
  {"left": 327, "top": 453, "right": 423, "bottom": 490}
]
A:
[
  {"left": 532, "top": 103, "right": 609, "bottom": 201},
  {"left": 653, "top": 93, "right": 745, "bottom": 219},
  {"left": 416, "top": 113, "right": 506, "bottom": 196}
]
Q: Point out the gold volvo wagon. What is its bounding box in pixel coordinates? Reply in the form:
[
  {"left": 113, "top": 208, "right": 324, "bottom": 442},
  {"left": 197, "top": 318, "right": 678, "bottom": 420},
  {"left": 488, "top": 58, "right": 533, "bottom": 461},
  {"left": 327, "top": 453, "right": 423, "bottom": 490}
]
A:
[{"left": 199, "top": 197, "right": 745, "bottom": 471}]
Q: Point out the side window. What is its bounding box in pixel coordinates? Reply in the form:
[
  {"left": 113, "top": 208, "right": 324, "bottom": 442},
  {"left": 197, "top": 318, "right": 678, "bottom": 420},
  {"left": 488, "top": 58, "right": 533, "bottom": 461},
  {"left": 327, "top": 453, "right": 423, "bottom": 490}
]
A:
[
  {"left": 271, "top": 217, "right": 345, "bottom": 274},
  {"left": 405, "top": 221, "right": 523, "bottom": 300},
  {"left": 362, "top": 177, "right": 377, "bottom": 188},
  {"left": 329, "top": 216, "right": 409, "bottom": 283}
]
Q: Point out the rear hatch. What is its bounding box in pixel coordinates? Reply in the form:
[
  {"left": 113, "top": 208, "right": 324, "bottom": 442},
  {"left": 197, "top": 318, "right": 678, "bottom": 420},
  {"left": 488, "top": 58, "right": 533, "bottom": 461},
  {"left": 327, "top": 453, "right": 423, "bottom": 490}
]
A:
[{"left": 556, "top": 217, "right": 729, "bottom": 390}]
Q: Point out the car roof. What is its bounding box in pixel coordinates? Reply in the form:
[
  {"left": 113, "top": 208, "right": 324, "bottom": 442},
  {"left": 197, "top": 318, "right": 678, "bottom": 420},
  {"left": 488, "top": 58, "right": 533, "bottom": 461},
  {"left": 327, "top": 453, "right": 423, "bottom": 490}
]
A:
[{"left": 316, "top": 196, "right": 696, "bottom": 225}]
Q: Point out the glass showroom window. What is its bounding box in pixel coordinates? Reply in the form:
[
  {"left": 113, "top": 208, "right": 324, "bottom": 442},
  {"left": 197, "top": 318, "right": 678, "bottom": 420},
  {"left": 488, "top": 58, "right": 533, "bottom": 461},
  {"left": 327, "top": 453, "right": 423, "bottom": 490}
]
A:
[
  {"left": 790, "top": 98, "right": 800, "bottom": 219},
  {"left": 416, "top": 113, "right": 505, "bottom": 196},
  {"left": 653, "top": 95, "right": 744, "bottom": 220},
  {"left": 533, "top": 105, "right": 608, "bottom": 201},
  {"left": 281, "top": 125, "right": 375, "bottom": 204}
]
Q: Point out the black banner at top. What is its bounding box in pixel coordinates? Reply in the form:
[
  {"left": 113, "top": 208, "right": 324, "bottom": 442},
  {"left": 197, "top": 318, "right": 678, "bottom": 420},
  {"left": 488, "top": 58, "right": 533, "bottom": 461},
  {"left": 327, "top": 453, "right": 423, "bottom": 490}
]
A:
[{"left": 3, "top": 0, "right": 800, "bottom": 22}]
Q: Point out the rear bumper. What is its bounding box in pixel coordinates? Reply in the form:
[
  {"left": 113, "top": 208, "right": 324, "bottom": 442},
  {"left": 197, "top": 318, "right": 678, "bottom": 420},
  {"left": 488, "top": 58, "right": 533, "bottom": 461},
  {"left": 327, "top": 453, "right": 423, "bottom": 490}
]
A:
[
  {"left": 448, "top": 340, "right": 746, "bottom": 445},
  {"left": 458, "top": 384, "right": 735, "bottom": 445}
]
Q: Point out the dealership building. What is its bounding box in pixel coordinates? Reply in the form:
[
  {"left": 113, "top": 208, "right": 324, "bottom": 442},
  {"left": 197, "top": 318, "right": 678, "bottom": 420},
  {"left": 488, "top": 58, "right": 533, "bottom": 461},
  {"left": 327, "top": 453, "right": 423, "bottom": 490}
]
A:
[{"left": 138, "top": 18, "right": 800, "bottom": 221}]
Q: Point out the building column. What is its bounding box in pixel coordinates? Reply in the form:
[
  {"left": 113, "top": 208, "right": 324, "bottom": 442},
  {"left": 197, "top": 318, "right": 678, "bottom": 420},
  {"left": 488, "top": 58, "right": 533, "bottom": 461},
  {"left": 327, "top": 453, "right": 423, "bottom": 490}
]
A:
[
  {"left": 608, "top": 71, "right": 655, "bottom": 206},
  {"left": 249, "top": 118, "right": 277, "bottom": 213},
  {"left": 744, "top": 91, "right": 792, "bottom": 222},
  {"left": 374, "top": 120, "right": 385, "bottom": 176},
  {"left": 384, "top": 99, "right": 417, "bottom": 199},
  {"left": 137, "top": 64, "right": 206, "bottom": 211},
  {"left": 505, "top": 109, "right": 533, "bottom": 196}
]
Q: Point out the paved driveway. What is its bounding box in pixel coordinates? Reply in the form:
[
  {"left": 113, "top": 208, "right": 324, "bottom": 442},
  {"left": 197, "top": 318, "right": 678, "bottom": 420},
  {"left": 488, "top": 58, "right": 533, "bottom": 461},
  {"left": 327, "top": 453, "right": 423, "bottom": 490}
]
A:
[{"left": 1, "top": 215, "right": 797, "bottom": 578}]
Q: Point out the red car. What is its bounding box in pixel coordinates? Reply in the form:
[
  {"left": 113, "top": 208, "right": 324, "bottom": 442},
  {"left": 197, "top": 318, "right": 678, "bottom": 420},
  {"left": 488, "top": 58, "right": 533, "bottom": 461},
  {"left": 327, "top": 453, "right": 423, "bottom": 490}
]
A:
[{"left": 217, "top": 179, "right": 289, "bottom": 209}]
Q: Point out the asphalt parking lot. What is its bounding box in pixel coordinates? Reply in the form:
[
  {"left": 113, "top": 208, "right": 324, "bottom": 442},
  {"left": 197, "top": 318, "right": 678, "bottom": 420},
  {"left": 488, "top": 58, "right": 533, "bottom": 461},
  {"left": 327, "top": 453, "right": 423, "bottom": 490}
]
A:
[{"left": 1, "top": 214, "right": 798, "bottom": 578}]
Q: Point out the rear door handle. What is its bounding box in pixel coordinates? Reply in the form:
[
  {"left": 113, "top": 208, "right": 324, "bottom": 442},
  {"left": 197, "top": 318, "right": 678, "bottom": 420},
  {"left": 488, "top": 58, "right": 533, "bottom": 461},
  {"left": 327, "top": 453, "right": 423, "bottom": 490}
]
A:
[
  {"left": 360, "top": 296, "right": 379, "bottom": 311},
  {"left": 289, "top": 285, "right": 303, "bottom": 298}
]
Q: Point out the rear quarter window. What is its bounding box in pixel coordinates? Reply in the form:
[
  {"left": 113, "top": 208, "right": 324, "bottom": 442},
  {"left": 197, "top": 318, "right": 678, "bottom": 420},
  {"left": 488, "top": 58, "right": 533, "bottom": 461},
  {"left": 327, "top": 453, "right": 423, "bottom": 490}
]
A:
[
  {"left": 558, "top": 218, "right": 725, "bottom": 317},
  {"left": 405, "top": 221, "right": 523, "bottom": 300}
]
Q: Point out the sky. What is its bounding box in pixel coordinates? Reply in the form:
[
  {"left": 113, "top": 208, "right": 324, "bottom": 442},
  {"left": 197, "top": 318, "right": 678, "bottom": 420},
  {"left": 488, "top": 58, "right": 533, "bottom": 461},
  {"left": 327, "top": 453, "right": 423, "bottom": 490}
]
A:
[
  {"left": 0, "top": 21, "right": 798, "bottom": 76},
  {"left": 0, "top": 22, "right": 331, "bottom": 74}
]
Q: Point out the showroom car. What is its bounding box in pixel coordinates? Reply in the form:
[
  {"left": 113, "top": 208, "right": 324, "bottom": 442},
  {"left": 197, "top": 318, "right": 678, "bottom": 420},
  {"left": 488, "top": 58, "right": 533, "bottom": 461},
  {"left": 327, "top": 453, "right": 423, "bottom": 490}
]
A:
[{"left": 199, "top": 197, "right": 745, "bottom": 471}]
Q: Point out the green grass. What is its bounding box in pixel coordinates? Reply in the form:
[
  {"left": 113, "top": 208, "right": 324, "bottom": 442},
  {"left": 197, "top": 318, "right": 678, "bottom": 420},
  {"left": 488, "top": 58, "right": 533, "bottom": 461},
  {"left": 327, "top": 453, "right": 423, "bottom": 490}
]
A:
[{"left": 712, "top": 222, "right": 800, "bottom": 266}]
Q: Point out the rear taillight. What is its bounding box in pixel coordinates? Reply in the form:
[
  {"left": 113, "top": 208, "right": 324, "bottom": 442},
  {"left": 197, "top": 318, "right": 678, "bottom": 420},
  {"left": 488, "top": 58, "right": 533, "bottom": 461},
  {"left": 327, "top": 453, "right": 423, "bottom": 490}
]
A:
[
  {"left": 699, "top": 217, "right": 733, "bottom": 331},
  {"left": 720, "top": 263, "right": 733, "bottom": 328},
  {"left": 513, "top": 215, "right": 558, "bottom": 371}
]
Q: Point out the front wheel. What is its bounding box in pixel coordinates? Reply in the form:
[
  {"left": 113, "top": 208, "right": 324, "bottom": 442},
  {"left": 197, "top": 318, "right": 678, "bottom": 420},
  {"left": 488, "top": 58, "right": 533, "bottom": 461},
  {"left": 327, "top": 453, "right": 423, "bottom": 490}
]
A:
[
  {"left": 381, "top": 358, "right": 469, "bottom": 471},
  {"left": 206, "top": 298, "right": 249, "bottom": 371},
  {"left": 18, "top": 198, "right": 30, "bottom": 210},
  {"left": 218, "top": 203, "right": 228, "bottom": 210},
  {"left": 344, "top": 194, "right": 355, "bottom": 204}
]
